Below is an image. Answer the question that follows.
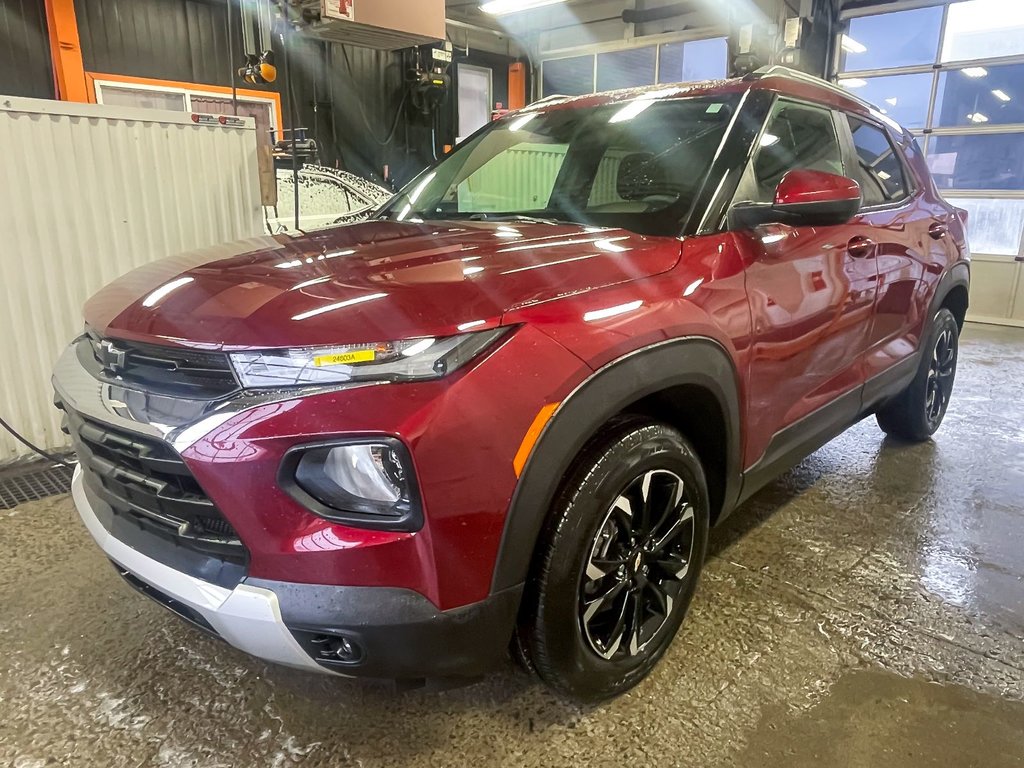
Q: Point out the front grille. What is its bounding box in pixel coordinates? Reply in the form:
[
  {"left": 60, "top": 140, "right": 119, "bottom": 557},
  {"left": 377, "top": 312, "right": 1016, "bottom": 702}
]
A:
[
  {"left": 80, "top": 330, "right": 238, "bottom": 399},
  {"left": 58, "top": 402, "right": 247, "bottom": 568}
]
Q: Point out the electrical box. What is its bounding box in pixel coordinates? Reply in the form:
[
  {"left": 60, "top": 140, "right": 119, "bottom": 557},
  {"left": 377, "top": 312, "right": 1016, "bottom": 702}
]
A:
[{"left": 304, "top": 0, "right": 445, "bottom": 50}]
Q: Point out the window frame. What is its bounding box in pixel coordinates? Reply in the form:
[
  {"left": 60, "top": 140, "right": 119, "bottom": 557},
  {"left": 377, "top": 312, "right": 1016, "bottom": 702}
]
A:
[
  {"left": 836, "top": 111, "right": 917, "bottom": 213},
  {"left": 730, "top": 94, "right": 849, "bottom": 209},
  {"left": 539, "top": 31, "right": 730, "bottom": 98}
]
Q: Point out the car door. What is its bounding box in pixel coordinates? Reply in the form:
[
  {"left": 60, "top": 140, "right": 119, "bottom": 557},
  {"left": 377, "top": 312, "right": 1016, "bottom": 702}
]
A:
[
  {"left": 837, "top": 114, "right": 938, "bottom": 393},
  {"left": 733, "top": 97, "right": 879, "bottom": 470}
]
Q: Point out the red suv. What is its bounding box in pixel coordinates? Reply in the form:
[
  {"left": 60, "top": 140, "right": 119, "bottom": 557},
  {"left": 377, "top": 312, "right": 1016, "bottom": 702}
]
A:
[{"left": 53, "top": 67, "right": 969, "bottom": 701}]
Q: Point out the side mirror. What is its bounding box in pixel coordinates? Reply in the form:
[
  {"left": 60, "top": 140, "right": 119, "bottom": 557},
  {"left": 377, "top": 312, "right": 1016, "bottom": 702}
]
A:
[{"left": 729, "top": 169, "right": 862, "bottom": 230}]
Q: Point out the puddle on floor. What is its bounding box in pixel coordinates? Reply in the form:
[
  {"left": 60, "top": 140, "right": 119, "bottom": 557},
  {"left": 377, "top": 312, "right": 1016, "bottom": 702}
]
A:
[{"left": 733, "top": 668, "right": 1024, "bottom": 767}]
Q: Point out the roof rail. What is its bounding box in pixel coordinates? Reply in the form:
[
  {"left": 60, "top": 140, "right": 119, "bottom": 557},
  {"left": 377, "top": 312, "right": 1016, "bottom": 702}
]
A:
[{"left": 748, "top": 64, "right": 879, "bottom": 113}]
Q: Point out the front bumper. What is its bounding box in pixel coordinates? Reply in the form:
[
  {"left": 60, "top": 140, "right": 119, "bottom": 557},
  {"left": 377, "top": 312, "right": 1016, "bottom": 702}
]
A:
[{"left": 73, "top": 468, "right": 521, "bottom": 678}]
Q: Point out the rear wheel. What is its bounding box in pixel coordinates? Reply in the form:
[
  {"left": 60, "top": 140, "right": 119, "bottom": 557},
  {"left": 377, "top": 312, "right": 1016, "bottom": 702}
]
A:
[
  {"left": 515, "top": 419, "right": 709, "bottom": 702},
  {"left": 876, "top": 307, "right": 959, "bottom": 441}
]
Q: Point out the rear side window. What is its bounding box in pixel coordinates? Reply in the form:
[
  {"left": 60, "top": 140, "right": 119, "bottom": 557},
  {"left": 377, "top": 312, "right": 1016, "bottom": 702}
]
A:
[
  {"left": 742, "top": 99, "right": 845, "bottom": 203},
  {"left": 845, "top": 117, "right": 909, "bottom": 207}
]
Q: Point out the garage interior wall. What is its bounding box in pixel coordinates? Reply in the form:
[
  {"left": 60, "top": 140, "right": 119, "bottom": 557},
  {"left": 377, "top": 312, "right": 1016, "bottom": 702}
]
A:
[
  {"left": 0, "top": 0, "right": 55, "bottom": 98},
  {"left": 67, "top": 0, "right": 519, "bottom": 187}
]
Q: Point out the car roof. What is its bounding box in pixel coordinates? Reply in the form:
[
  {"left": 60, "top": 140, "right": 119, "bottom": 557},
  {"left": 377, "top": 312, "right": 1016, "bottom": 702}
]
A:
[{"left": 524, "top": 66, "right": 907, "bottom": 137}]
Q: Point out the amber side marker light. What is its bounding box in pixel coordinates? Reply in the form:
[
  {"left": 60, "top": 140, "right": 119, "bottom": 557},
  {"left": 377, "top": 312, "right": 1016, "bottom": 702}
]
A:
[{"left": 513, "top": 402, "right": 560, "bottom": 476}]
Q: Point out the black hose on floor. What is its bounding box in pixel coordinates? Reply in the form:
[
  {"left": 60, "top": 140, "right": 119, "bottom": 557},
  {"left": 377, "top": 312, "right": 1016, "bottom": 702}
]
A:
[{"left": 0, "top": 414, "right": 76, "bottom": 468}]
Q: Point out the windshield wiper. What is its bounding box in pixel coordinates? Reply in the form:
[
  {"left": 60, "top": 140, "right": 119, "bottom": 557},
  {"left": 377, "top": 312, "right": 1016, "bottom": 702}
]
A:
[{"left": 467, "top": 213, "right": 572, "bottom": 226}]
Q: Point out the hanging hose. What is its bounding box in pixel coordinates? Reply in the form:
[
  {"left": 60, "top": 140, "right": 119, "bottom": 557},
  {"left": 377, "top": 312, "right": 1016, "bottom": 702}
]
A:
[{"left": 0, "top": 415, "right": 76, "bottom": 468}]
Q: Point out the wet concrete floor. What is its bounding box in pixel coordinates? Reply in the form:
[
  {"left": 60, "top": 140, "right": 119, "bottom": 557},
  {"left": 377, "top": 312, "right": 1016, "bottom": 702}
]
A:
[{"left": 1, "top": 322, "right": 1022, "bottom": 767}]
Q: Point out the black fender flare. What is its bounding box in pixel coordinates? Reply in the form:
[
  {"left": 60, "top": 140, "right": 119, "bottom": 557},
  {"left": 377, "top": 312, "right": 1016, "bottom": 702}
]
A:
[
  {"left": 490, "top": 336, "right": 742, "bottom": 593},
  {"left": 927, "top": 260, "right": 970, "bottom": 323}
]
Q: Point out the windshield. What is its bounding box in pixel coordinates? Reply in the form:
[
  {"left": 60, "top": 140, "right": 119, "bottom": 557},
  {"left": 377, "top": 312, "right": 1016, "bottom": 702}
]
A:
[{"left": 380, "top": 95, "right": 738, "bottom": 237}]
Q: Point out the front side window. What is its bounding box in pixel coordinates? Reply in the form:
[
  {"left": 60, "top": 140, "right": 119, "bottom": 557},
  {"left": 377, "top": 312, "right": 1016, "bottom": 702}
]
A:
[
  {"left": 737, "top": 99, "right": 845, "bottom": 204},
  {"left": 845, "top": 116, "right": 909, "bottom": 207},
  {"left": 381, "top": 96, "right": 739, "bottom": 237}
]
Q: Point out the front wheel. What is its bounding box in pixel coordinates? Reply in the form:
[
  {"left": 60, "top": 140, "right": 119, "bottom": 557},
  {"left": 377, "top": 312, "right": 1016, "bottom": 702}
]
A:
[
  {"left": 876, "top": 307, "right": 959, "bottom": 441},
  {"left": 514, "top": 419, "right": 710, "bottom": 703}
]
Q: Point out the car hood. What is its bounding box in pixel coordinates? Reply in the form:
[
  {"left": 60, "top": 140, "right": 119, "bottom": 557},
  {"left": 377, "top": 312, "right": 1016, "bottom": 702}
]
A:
[{"left": 85, "top": 220, "right": 682, "bottom": 349}]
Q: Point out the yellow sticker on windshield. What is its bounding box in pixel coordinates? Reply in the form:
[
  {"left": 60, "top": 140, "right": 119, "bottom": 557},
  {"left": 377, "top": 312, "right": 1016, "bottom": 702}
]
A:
[{"left": 314, "top": 350, "right": 376, "bottom": 367}]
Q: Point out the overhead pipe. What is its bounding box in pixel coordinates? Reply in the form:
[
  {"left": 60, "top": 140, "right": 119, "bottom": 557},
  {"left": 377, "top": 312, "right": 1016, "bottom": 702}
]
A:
[{"left": 622, "top": 2, "right": 695, "bottom": 24}]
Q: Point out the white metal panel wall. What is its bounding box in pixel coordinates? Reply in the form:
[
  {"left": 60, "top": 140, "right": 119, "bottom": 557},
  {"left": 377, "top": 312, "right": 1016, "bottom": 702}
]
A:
[{"left": 0, "top": 97, "right": 263, "bottom": 462}]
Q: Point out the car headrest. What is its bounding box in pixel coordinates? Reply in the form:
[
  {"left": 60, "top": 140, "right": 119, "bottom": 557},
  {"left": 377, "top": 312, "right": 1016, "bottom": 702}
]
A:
[{"left": 616, "top": 152, "right": 675, "bottom": 201}]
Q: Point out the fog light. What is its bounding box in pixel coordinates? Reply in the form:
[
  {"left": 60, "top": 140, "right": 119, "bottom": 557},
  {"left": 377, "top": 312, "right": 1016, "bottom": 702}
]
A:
[
  {"left": 311, "top": 633, "right": 363, "bottom": 664},
  {"left": 281, "top": 438, "right": 421, "bottom": 530}
]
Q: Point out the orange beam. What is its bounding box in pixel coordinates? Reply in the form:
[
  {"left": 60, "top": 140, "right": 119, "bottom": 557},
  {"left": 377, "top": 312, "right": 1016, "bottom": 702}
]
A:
[
  {"left": 44, "top": 0, "right": 89, "bottom": 102},
  {"left": 508, "top": 62, "right": 527, "bottom": 110}
]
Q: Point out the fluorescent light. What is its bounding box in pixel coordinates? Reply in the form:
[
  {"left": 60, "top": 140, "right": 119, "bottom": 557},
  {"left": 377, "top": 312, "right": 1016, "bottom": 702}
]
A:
[
  {"left": 608, "top": 98, "right": 655, "bottom": 124},
  {"left": 967, "top": 112, "right": 989, "bottom": 123},
  {"left": 291, "top": 293, "right": 387, "bottom": 321},
  {"left": 878, "top": 170, "right": 891, "bottom": 180},
  {"left": 457, "top": 320, "right": 487, "bottom": 331},
  {"left": 508, "top": 113, "right": 539, "bottom": 131},
  {"left": 583, "top": 300, "right": 643, "bottom": 323},
  {"left": 962, "top": 67, "right": 988, "bottom": 78},
  {"left": 840, "top": 78, "right": 867, "bottom": 88},
  {"left": 760, "top": 133, "right": 780, "bottom": 147},
  {"left": 142, "top": 277, "right": 194, "bottom": 308},
  {"left": 885, "top": 97, "right": 898, "bottom": 106},
  {"left": 841, "top": 35, "right": 866, "bottom": 54},
  {"left": 992, "top": 89, "right": 1011, "bottom": 102},
  {"left": 463, "top": 266, "right": 485, "bottom": 276},
  {"left": 480, "top": 0, "right": 566, "bottom": 15}
]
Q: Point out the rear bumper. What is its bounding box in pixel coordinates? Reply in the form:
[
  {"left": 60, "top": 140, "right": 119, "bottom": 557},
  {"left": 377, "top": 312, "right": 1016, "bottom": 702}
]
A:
[{"left": 73, "top": 468, "right": 521, "bottom": 679}]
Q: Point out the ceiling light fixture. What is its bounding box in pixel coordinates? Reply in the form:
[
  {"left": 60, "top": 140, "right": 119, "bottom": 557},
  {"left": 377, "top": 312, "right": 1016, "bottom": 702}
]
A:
[
  {"left": 839, "top": 78, "right": 867, "bottom": 89},
  {"left": 992, "top": 89, "right": 1011, "bottom": 102},
  {"left": 967, "top": 112, "right": 989, "bottom": 123},
  {"left": 480, "top": 0, "right": 566, "bottom": 15},
  {"left": 962, "top": 67, "right": 988, "bottom": 78}
]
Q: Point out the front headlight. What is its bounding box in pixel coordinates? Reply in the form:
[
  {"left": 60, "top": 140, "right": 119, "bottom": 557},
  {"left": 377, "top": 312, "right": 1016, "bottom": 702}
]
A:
[{"left": 229, "top": 328, "right": 510, "bottom": 389}]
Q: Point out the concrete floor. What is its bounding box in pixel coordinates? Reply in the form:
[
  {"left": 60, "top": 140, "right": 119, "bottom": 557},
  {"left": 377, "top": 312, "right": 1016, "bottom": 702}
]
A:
[{"left": 2, "top": 322, "right": 1023, "bottom": 767}]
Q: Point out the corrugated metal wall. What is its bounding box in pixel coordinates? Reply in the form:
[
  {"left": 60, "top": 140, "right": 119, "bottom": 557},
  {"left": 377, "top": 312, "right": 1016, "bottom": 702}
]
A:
[
  {"left": 0, "top": 97, "right": 262, "bottom": 463},
  {"left": 0, "top": 0, "right": 54, "bottom": 99}
]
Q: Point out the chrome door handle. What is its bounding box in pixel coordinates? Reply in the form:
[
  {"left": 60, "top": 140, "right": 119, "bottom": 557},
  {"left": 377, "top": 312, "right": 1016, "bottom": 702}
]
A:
[{"left": 847, "top": 236, "right": 875, "bottom": 258}]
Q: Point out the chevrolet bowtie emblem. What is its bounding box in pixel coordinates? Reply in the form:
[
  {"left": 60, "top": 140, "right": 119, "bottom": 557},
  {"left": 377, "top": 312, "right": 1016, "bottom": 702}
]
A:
[{"left": 98, "top": 340, "right": 127, "bottom": 375}]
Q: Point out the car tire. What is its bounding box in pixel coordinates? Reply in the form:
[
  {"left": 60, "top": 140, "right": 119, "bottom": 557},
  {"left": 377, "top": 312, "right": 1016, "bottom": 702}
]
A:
[
  {"left": 514, "top": 417, "right": 709, "bottom": 703},
  {"left": 876, "top": 307, "right": 960, "bottom": 442}
]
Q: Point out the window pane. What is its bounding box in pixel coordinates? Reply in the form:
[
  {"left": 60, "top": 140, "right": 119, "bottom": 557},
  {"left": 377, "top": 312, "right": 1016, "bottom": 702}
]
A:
[
  {"left": 596, "top": 47, "right": 656, "bottom": 91},
  {"left": 945, "top": 198, "right": 1024, "bottom": 256},
  {"left": 682, "top": 38, "right": 728, "bottom": 82},
  {"left": 941, "top": 0, "right": 1024, "bottom": 62},
  {"left": 658, "top": 42, "right": 685, "bottom": 84},
  {"left": 927, "top": 133, "right": 1024, "bottom": 191},
  {"left": 745, "top": 101, "right": 844, "bottom": 202},
  {"left": 658, "top": 38, "right": 728, "bottom": 84},
  {"left": 839, "top": 6, "right": 943, "bottom": 72},
  {"left": 846, "top": 117, "right": 908, "bottom": 206},
  {"left": 933, "top": 64, "right": 1024, "bottom": 128},
  {"left": 838, "top": 73, "right": 933, "bottom": 130},
  {"left": 101, "top": 86, "right": 186, "bottom": 112},
  {"left": 542, "top": 56, "right": 594, "bottom": 97},
  {"left": 458, "top": 65, "right": 491, "bottom": 138}
]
